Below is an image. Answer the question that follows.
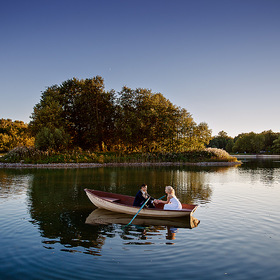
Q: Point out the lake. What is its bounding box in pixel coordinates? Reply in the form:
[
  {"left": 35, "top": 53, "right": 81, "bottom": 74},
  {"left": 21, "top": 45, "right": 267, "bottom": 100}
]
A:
[{"left": 1, "top": 157, "right": 280, "bottom": 280}]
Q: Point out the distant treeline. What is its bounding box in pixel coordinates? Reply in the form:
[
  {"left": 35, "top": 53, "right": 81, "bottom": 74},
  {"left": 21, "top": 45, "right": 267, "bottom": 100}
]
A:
[
  {"left": 208, "top": 130, "right": 280, "bottom": 154},
  {"left": 1, "top": 76, "right": 279, "bottom": 155},
  {"left": 1, "top": 76, "right": 212, "bottom": 153}
]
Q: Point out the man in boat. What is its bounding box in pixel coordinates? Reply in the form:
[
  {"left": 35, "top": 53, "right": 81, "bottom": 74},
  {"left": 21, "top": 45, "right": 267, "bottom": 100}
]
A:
[{"left": 133, "top": 184, "right": 155, "bottom": 208}]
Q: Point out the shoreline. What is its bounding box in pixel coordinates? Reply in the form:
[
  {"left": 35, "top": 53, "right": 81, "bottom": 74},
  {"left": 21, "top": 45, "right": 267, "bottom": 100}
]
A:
[
  {"left": 0, "top": 161, "right": 242, "bottom": 169},
  {"left": 234, "top": 154, "right": 280, "bottom": 159}
]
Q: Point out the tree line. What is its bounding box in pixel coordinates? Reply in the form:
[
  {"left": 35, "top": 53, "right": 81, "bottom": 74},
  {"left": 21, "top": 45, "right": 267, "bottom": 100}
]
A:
[
  {"left": 208, "top": 130, "right": 280, "bottom": 154},
  {"left": 29, "top": 76, "right": 211, "bottom": 153},
  {"left": 1, "top": 76, "right": 279, "bottom": 155}
]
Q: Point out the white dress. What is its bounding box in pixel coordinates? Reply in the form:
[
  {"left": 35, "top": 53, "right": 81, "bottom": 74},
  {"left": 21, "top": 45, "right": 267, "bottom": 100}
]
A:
[{"left": 164, "top": 196, "right": 182, "bottom": 210}]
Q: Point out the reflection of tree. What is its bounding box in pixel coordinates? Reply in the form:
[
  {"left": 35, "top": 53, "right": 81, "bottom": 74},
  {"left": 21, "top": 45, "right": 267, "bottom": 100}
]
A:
[
  {"left": 0, "top": 169, "right": 33, "bottom": 200},
  {"left": 1, "top": 166, "right": 206, "bottom": 254},
  {"left": 3, "top": 166, "right": 211, "bottom": 249},
  {"left": 237, "top": 159, "right": 280, "bottom": 186},
  {"left": 30, "top": 206, "right": 108, "bottom": 255},
  {"left": 102, "top": 166, "right": 219, "bottom": 204},
  {"left": 27, "top": 169, "right": 112, "bottom": 255},
  {"left": 167, "top": 168, "right": 216, "bottom": 204},
  {"left": 176, "top": 173, "right": 212, "bottom": 204}
]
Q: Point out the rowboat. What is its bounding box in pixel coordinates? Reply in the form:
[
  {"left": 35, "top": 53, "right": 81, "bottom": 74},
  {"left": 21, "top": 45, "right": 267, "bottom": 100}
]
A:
[
  {"left": 84, "top": 189, "right": 198, "bottom": 218},
  {"left": 85, "top": 208, "right": 200, "bottom": 228}
]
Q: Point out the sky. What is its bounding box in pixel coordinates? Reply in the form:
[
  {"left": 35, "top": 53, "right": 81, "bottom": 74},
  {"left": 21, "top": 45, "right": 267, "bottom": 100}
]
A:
[{"left": 1, "top": 0, "right": 279, "bottom": 137}]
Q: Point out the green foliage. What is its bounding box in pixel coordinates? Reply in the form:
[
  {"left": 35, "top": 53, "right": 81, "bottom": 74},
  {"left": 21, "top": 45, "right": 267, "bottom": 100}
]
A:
[
  {"left": 30, "top": 77, "right": 116, "bottom": 151},
  {"left": 115, "top": 87, "right": 180, "bottom": 151},
  {"left": 232, "top": 132, "right": 265, "bottom": 154},
  {"left": 35, "top": 127, "right": 53, "bottom": 151},
  {"left": 29, "top": 85, "right": 64, "bottom": 135},
  {"left": 4, "top": 73, "right": 280, "bottom": 157},
  {"left": 272, "top": 135, "right": 280, "bottom": 154},
  {"left": 30, "top": 77, "right": 212, "bottom": 153},
  {"left": 0, "top": 147, "right": 237, "bottom": 164},
  {"left": 114, "top": 87, "right": 212, "bottom": 152},
  {"left": 261, "top": 130, "right": 279, "bottom": 152},
  {"left": 0, "top": 119, "right": 34, "bottom": 152},
  {"left": 209, "top": 130, "right": 280, "bottom": 154},
  {"left": 208, "top": 131, "right": 233, "bottom": 152},
  {"left": 35, "top": 127, "right": 70, "bottom": 151},
  {"left": 225, "top": 139, "right": 234, "bottom": 153}
]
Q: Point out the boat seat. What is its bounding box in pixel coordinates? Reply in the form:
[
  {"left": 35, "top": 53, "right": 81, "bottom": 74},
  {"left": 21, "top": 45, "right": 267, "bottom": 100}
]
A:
[{"left": 101, "top": 197, "right": 120, "bottom": 202}]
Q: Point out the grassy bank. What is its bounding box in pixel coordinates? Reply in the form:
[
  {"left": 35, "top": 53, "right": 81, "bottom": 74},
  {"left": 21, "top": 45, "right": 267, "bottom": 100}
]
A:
[{"left": 0, "top": 146, "right": 238, "bottom": 164}]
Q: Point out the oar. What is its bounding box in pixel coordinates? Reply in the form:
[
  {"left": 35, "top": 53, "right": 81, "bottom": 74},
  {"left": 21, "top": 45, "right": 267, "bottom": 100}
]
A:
[{"left": 124, "top": 195, "right": 166, "bottom": 227}]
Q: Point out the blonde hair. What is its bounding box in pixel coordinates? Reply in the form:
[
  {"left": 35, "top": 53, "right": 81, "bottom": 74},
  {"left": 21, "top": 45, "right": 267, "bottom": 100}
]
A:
[{"left": 165, "top": 186, "right": 175, "bottom": 196}]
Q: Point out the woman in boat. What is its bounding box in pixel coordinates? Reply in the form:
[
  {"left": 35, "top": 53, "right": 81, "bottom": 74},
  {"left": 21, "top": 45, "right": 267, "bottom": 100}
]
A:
[
  {"left": 133, "top": 184, "right": 155, "bottom": 208},
  {"left": 155, "top": 186, "right": 182, "bottom": 210}
]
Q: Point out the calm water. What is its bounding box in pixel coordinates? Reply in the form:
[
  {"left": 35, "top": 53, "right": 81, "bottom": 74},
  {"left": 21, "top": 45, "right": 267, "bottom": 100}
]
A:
[{"left": 0, "top": 158, "right": 280, "bottom": 280}]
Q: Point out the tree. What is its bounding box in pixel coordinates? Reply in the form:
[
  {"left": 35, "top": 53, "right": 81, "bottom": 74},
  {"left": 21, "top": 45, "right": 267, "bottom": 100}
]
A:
[
  {"left": 272, "top": 135, "right": 280, "bottom": 154},
  {"left": 261, "top": 130, "right": 279, "bottom": 153},
  {"left": 233, "top": 132, "right": 265, "bottom": 153},
  {"left": 30, "top": 76, "right": 212, "bottom": 153},
  {"left": 193, "top": 122, "right": 212, "bottom": 149},
  {"left": 251, "top": 134, "right": 265, "bottom": 153},
  {"left": 137, "top": 90, "right": 180, "bottom": 152},
  {"left": 115, "top": 87, "right": 211, "bottom": 152},
  {"left": 35, "top": 127, "right": 69, "bottom": 151},
  {"left": 73, "top": 77, "right": 116, "bottom": 150},
  {"left": 30, "top": 76, "right": 115, "bottom": 151},
  {"left": 225, "top": 138, "right": 234, "bottom": 153},
  {"left": 233, "top": 133, "right": 252, "bottom": 153},
  {"left": 208, "top": 131, "right": 233, "bottom": 152},
  {"left": 115, "top": 87, "right": 146, "bottom": 151},
  {"left": 29, "top": 85, "right": 65, "bottom": 135},
  {"left": 0, "top": 119, "right": 34, "bottom": 152}
]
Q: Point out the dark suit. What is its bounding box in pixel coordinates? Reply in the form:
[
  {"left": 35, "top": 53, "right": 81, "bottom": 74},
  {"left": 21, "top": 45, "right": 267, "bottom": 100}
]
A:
[{"left": 133, "top": 190, "right": 155, "bottom": 208}]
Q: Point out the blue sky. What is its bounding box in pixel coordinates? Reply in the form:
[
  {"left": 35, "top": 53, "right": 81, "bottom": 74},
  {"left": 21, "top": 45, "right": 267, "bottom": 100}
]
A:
[{"left": 1, "top": 0, "right": 279, "bottom": 137}]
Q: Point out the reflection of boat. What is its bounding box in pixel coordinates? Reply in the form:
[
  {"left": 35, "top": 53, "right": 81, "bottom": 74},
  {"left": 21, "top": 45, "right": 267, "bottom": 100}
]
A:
[
  {"left": 85, "top": 208, "right": 200, "bottom": 229},
  {"left": 84, "top": 189, "right": 198, "bottom": 218}
]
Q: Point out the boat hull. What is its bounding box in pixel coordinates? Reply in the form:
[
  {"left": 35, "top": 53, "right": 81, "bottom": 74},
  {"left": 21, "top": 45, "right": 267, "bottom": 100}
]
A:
[{"left": 84, "top": 189, "right": 197, "bottom": 218}]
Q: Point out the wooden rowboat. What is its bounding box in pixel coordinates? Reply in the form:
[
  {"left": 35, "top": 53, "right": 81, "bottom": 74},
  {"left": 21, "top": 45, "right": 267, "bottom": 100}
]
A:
[{"left": 84, "top": 189, "right": 198, "bottom": 218}]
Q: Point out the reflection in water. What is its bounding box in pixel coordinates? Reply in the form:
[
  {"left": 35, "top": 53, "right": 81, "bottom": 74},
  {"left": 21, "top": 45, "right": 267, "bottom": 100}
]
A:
[
  {"left": 23, "top": 168, "right": 208, "bottom": 253},
  {"left": 237, "top": 159, "right": 280, "bottom": 186},
  {"left": 36, "top": 208, "right": 108, "bottom": 256},
  {"left": 166, "top": 226, "right": 178, "bottom": 243},
  {"left": 121, "top": 226, "right": 162, "bottom": 245},
  {"left": 0, "top": 166, "right": 219, "bottom": 204},
  {"left": 0, "top": 166, "right": 219, "bottom": 255},
  {"left": 1, "top": 160, "right": 280, "bottom": 280},
  {"left": 86, "top": 208, "right": 200, "bottom": 229},
  {"left": 0, "top": 169, "right": 34, "bottom": 200},
  {"left": 36, "top": 208, "right": 200, "bottom": 253},
  {"left": 159, "top": 166, "right": 235, "bottom": 204},
  {"left": 0, "top": 166, "right": 209, "bottom": 255},
  {"left": 85, "top": 208, "right": 200, "bottom": 245}
]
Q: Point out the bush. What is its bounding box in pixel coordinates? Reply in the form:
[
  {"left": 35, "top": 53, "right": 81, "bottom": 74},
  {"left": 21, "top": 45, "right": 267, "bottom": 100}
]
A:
[
  {"left": 1, "top": 146, "right": 46, "bottom": 163},
  {"left": 0, "top": 147, "right": 237, "bottom": 164},
  {"left": 35, "top": 127, "right": 70, "bottom": 151}
]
